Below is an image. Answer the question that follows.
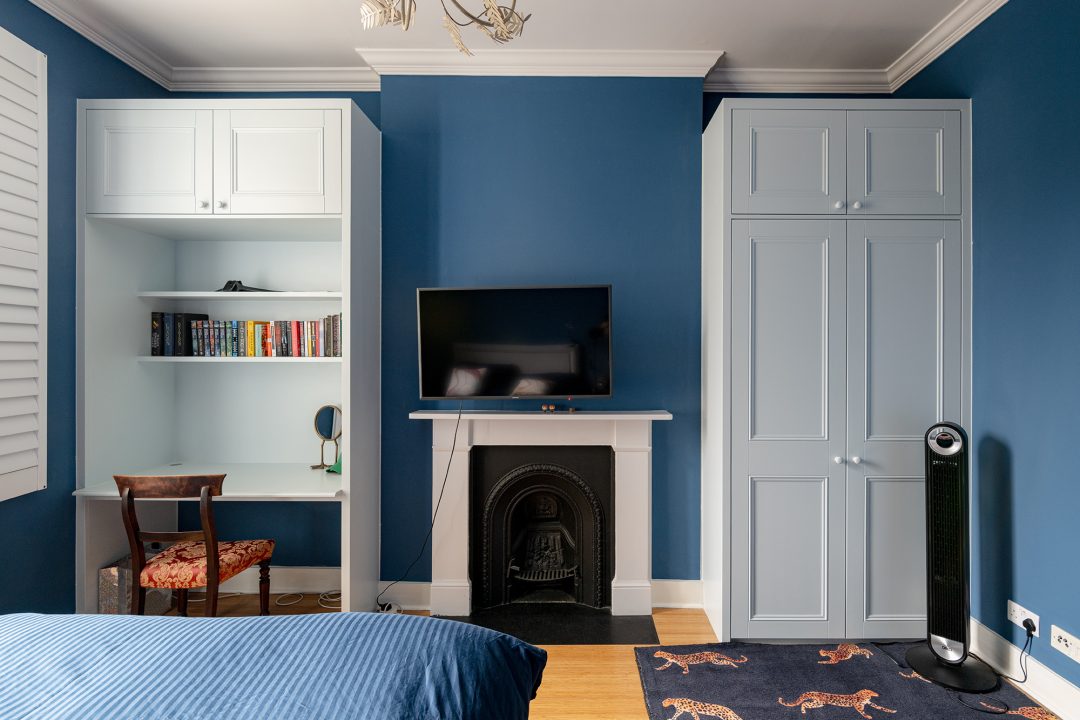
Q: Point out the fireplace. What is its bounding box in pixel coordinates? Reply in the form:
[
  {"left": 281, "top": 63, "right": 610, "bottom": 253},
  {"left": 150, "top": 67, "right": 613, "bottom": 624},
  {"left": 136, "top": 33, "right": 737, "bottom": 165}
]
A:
[{"left": 470, "top": 446, "right": 614, "bottom": 611}]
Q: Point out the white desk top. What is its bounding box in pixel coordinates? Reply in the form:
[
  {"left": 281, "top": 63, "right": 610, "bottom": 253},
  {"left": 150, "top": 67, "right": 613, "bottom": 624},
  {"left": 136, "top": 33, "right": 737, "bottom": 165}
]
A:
[
  {"left": 409, "top": 410, "right": 673, "bottom": 421},
  {"left": 74, "top": 462, "right": 343, "bottom": 501}
]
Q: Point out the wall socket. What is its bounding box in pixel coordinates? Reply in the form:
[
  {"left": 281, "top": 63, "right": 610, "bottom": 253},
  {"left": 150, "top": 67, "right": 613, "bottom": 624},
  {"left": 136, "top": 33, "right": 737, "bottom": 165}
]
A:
[
  {"left": 1051, "top": 625, "right": 1080, "bottom": 664},
  {"left": 1007, "top": 599, "right": 1040, "bottom": 637}
]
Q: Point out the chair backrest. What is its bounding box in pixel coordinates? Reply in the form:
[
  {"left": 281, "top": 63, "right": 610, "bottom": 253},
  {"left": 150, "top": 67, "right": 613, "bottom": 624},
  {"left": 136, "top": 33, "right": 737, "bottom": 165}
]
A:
[{"left": 113, "top": 475, "right": 226, "bottom": 585}]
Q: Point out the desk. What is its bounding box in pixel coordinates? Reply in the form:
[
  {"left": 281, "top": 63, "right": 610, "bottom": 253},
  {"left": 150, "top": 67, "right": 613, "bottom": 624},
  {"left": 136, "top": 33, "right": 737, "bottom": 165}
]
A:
[{"left": 74, "top": 462, "right": 346, "bottom": 613}]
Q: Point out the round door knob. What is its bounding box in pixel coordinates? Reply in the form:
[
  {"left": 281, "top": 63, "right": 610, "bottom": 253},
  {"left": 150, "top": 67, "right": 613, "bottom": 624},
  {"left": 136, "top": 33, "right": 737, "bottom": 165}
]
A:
[
  {"left": 852, "top": 201, "right": 863, "bottom": 210},
  {"left": 851, "top": 456, "right": 862, "bottom": 465},
  {"left": 199, "top": 200, "right": 209, "bottom": 209},
  {"left": 216, "top": 200, "right": 227, "bottom": 209},
  {"left": 833, "top": 201, "right": 845, "bottom": 210},
  {"left": 833, "top": 456, "right": 845, "bottom": 464}
]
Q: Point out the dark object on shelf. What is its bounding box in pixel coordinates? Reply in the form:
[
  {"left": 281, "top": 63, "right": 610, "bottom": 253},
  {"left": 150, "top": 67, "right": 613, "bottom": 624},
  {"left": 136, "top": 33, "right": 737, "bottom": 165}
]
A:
[
  {"left": 216, "top": 280, "right": 277, "bottom": 292},
  {"left": 150, "top": 312, "right": 163, "bottom": 356},
  {"left": 906, "top": 422, "right": 998, "bottom": 693}
]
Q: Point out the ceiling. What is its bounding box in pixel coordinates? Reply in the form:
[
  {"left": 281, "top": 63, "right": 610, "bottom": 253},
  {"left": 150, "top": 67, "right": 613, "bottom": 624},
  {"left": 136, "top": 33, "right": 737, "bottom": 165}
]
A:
[{"left": 28, "top": 0, "right": 1008, "bottom": 92}]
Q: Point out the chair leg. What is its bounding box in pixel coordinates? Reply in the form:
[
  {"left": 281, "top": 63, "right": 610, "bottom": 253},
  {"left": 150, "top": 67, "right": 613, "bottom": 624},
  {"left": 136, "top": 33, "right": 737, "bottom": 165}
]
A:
[
  {"left": 132, "top": 585, "right": 145, "bottom": 616},
  {"left": 177, "top": 589, "right": 188, "bottom": 617},
  {"left": 206, "top": 583, "right": 219, "bottom": 618},
  {"left": 259, "top": 561, "right": 271, "bottom": 616}
]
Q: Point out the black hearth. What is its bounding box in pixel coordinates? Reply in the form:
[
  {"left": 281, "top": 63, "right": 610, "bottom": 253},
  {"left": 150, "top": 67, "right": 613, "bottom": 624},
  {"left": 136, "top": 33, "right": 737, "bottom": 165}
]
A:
[{"left": 470, "top": 446, "right": 614, "bottom": 612}]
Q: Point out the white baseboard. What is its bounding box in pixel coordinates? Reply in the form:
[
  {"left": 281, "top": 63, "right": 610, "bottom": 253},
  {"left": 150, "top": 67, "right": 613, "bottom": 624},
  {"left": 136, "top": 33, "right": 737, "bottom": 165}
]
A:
[
  {"left": 652, "top": 580, "right": 704, "bottom": 608},
  {"left": 214, "top": 570, "right": 704, "bottom": 612},
  {"left": 971, "top": 619, "right": 1080, "bottom": 720}
]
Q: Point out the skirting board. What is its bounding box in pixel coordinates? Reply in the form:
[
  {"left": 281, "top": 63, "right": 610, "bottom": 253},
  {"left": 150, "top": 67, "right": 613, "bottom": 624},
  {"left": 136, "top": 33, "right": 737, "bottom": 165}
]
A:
[
  {"left": 217, "top": 569, "right": 703, "bottom": 612},
  {"left": 971, "top": 619, "right": 1080, "bottom": 720}
]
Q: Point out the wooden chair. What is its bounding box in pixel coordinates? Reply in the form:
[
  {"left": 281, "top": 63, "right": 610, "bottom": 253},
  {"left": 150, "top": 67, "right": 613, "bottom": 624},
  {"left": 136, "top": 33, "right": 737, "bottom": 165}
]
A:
[{"left": 114, "top": 474, "right": 275, "bottom": 617}]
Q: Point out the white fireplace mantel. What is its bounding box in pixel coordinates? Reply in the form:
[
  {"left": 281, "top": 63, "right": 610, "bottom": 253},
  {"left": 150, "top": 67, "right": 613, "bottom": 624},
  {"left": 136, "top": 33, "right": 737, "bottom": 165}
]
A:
[{"left": 409, "top": 410, "right": 672, "bottom": 616}]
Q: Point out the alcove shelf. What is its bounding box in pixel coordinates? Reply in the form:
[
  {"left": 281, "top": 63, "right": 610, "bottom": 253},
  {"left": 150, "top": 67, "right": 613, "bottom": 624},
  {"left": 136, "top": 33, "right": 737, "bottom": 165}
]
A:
[{"left": 137, "top": 291, "right": 343, "bottom": 301}]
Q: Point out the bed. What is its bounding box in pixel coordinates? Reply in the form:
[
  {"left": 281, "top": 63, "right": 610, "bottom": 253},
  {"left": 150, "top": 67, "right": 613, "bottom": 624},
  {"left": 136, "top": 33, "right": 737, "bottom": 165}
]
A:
[{"left": 0, "top": 611, "right": 547, "bottom": 719}]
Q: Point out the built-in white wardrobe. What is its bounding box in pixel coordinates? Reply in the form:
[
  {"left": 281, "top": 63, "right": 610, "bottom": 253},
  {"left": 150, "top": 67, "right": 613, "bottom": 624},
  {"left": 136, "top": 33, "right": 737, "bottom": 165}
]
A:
[
  {"left": 701, "top": 99, "right": 971, "bottom": 641},
  {"left": 73, "top": 100, "right": 381, "bottom": 613}
]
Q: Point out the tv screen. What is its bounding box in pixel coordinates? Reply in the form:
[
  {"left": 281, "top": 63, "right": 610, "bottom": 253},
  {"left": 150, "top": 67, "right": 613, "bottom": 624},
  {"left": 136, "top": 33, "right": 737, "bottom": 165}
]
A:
[{"left": 417, "top": 286, "right": 612, "bottom": 399}]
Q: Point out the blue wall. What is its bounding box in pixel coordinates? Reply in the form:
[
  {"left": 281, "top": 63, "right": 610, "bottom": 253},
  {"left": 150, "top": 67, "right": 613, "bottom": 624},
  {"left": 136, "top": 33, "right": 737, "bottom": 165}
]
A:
[
  {"left": 0, "top": 3, "right": 167, "bottom": 613},
  {"left": 897, "top": 0, "right": 1080, "bottom": 687},
  {"left": 380, "top": 77, "right": 703, "bottom": 582}
]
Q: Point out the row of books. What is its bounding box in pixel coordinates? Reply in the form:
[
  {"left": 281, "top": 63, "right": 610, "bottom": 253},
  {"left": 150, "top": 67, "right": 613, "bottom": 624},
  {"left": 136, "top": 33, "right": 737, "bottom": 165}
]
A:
[{"left": 150, "top": 313, "right": 343, "bottom": 357}]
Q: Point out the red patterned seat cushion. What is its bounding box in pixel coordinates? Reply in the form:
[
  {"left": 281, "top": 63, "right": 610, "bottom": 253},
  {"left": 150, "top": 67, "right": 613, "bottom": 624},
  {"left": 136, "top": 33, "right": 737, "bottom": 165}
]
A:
[{"left": 140, "top": 539, "right": 275, "bottom": 590}]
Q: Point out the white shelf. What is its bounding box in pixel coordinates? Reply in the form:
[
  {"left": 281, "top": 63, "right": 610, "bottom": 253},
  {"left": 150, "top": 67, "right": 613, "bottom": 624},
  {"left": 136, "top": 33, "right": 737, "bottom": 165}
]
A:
[
  {"left": 75, "top": 462, "right": 343, "bottom": 501},
  {"left": 138, "top": 291, "right": 342, "bottom": 301},
  {"left": 139, "top": 356, "right": 341, "bottom": 363},
  {"left": 86, "top": 214, "right": 342, "bottom": 243},
  {"left": 409, "top": 410, "right": 673, "bottom": 421}
]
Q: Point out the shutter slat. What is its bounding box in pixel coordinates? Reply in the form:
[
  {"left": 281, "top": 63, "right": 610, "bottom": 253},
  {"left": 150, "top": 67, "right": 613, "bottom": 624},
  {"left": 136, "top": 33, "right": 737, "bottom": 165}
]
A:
[
  {"left": 0, "top": 114, "right": 36, "bottom": 150},
  {"left": 0, "top": 26, "right": 44, "bottom": 502},
  {"left": 0, "top": 360, "right": 38, "bottom": 380},
  {"left": 0, "top": 449, "right": 36, "bottom": 475},
  {"left": 0, "top": 394, "right": 36, "bottom": 418}
]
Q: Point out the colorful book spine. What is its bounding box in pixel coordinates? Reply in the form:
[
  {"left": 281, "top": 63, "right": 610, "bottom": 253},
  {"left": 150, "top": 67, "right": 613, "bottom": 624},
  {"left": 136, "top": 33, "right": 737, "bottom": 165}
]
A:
[{"left": 150, "top": 312, "right": 163, "bottom": 356}]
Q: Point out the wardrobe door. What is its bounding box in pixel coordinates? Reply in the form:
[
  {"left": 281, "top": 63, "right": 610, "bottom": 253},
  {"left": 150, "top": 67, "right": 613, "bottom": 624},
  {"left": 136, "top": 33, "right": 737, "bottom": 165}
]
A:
[
  {"left": 845, "top": 219, "right": 963, "bottom": 639},
  {"left": 847, "top": 111, "right": 962, "bottom": 215},
  {"left": 730, "top": 219, "right": 848, "bottom": 639},
  {"left": 731, "top": 110, "right": 847, "bottom": 215}
]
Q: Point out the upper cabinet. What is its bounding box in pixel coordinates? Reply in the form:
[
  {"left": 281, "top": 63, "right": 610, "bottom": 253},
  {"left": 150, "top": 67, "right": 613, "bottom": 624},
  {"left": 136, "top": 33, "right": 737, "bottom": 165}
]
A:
[
  {"left": 213, "top": 109, "right": 341, "bottom": 215},
  {"left": 730, "top": 108, "right": 961, "bottom": 216},
  {"left": 85, "top": 106, "right": 342, "bottom": 215},
  {"left": 85, "top": 109, "right": 213, "bottom": 215},
  {"left": 847, "top": 110, "right": 961, "bottom": 215},
  {"left": 731, "top": 109, "right": 847, "bottom": 215}
]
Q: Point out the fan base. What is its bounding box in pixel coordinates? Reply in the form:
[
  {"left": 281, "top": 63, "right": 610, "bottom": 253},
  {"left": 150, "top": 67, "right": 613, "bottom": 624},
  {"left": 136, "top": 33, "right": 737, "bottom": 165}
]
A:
[{"left": 906, "top": 643, "right": 999, "bottom": 693}]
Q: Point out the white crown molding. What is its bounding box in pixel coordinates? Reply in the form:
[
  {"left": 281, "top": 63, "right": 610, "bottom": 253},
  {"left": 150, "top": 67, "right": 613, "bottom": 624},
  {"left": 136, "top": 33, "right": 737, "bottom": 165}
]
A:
[
  {"left": 886, "top": 0, "right": 1012, "bottom": 91},
  {"left": 356, "top": 49, "right": 723, "bottom": 78},
  {"left": 169, "top": 66, "right": 381, "bottom": 92},
  {"left": 704, "top": 67, "right": 890, "bottom": 94},
  {"left": 28, "top": 0, "right": 1006, "bottom": 94},
  {"left": 27, "top": 0, "right": 173, "bottom": 88}
]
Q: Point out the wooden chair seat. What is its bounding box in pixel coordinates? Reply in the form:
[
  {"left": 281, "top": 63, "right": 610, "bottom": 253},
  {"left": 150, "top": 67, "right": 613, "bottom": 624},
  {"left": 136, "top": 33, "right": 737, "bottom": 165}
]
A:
[{"left": 142, "top": 539, "right": 275, "bottom": 590}]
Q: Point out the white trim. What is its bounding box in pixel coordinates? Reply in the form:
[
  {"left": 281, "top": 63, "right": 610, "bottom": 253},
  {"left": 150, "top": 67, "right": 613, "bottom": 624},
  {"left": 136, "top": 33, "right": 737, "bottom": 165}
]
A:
[
  {"left": 218, "top": 566, "right": 342, "bottom": 595},
  {"left": 886, "top": 0, "right": 1012, "bottom": 92},
  {"left": 652, "top": 580, "right": 704, "bottom": 608},
  {"left": 26, "top": 0, "right": 172, "bottom": 87},
  {"left": 26, "top": 0, "right": 1006, "bottom": 92},
  {"left": 704, "top": 67, "right": 890, "bottom": 94},
  {"left": 357, "top": 49, "right": 723, "bottom": 78},
  {"left": 971, "top": 619, "right": 1080, "bottom": 720},
  {"left": 169, "top": 66, "right": 380, "bottom": 93}
]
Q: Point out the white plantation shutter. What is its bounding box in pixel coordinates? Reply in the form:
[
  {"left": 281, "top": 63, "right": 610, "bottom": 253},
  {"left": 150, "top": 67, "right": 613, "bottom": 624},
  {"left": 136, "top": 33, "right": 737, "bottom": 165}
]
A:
[{"left": 0, "top": 26, "right": 46, "bottom": 502}]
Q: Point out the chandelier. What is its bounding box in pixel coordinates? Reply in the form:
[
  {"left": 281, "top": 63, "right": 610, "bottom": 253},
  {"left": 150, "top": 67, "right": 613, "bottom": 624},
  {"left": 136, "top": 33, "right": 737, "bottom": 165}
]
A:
[{"left": 360, "top": 0, "right": 531, "bottom": 56}]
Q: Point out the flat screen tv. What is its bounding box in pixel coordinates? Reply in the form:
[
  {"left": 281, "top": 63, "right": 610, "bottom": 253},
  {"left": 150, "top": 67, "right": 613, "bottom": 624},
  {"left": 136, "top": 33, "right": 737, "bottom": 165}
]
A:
[{"left": 417, "top": 285, "right": 612, "bottom": 399}]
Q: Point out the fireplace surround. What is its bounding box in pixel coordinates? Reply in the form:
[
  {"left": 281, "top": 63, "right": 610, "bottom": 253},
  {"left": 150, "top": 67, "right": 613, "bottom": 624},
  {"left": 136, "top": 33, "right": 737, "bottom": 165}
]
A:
[{"left": 410, "top": 410, "right": 672, "bottom": 616}]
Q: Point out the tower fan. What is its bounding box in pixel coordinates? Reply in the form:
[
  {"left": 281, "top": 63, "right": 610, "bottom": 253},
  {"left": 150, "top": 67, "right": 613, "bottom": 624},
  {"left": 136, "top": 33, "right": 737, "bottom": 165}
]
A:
[{"left": 906, "top": 422, "right": 998, "bottom": 692}]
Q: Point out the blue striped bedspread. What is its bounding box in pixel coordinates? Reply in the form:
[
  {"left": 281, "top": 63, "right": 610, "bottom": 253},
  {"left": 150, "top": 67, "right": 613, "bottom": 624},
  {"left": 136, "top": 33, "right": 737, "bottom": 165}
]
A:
[{"left": 0, "top": 611, "right": 547, "bottom": 719}]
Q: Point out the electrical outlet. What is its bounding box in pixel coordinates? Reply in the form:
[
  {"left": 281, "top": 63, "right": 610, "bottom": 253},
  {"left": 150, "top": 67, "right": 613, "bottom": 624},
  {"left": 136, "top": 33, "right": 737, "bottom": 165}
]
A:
[
  {"left": 1051, "top": 625, "right": 1080, "bottom": 664},
  {"left": 1007, "top": 600, "right": 1040, "bottom": 637}
]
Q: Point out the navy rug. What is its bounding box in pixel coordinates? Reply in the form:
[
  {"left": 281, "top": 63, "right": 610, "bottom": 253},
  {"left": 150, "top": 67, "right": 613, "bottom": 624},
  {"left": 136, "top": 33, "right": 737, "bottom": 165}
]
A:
[{"left": 635, "top": 641, "right": 1058, "bottom": 720}]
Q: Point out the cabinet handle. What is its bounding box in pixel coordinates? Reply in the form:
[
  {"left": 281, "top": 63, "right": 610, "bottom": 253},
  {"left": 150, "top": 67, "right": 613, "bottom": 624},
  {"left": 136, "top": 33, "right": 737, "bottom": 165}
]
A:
[
  {"left": 216, "top": 200, "right": 227, "bottom": 209},
  {"left": 833, "top": 456, "right": 845, "bottom": 465},
  {"left": 851, "top": 201, "right": 863, "bottom": 210},
  {"left": 199, "top": 201, "right": 209, "bottom": 209},
  {"left": 851, "top": 456, "right": 862, "bottom": 465},
  {"left": 833, "top": 201, "right": 845, "bottom": 210}
]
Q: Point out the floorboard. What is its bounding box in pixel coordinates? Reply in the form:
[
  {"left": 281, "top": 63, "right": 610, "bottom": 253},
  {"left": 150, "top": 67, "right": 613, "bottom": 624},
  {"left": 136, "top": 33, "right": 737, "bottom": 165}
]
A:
[{"left": 168, "top": 595, "right": 717, "bottom": 719}]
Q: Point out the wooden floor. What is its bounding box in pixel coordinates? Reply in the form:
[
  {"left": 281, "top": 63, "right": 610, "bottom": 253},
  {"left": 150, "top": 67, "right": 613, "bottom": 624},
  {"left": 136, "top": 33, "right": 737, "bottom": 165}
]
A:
[{"left": 173, "top": 594, "right": 717, "bottom": 719}]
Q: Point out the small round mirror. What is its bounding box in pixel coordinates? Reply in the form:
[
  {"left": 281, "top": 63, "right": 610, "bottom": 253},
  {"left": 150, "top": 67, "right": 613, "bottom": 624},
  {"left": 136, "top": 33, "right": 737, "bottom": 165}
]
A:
[{"left": 312, "top": 404, "right": 342, "bottom": 469}]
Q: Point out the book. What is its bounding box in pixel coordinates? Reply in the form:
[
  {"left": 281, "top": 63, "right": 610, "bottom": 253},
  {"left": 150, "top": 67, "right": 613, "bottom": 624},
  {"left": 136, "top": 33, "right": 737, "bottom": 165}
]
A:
[
  {"left": 163, "top": 314, "right": 175, "bottom": 356},
  {"left": 246, "top": 320, "right": 255, "bottom": 357},
  {"left": 177, "top": 313, "right": 208, "bottom": 356},
  {"left": 150, "top": 313, "right": 163, "bottom": 356}
]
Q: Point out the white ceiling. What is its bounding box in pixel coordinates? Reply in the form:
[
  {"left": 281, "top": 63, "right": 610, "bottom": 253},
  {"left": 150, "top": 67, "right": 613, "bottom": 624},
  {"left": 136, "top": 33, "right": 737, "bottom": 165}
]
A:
[{"left": 27, "top": 0, "right": 1008, "bottom": 92}]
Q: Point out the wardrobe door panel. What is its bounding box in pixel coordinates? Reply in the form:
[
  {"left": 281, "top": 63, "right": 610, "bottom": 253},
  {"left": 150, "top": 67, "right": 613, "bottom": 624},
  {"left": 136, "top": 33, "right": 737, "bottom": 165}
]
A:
[
  {"left": 845, "top": 219, "right": 963, "bottom": 639},
  {"left": 730, "top": 219, "right": 847, "bottom": 638},
  {"left": 731, "top": 110, "right": 847, "bottom": 215}
]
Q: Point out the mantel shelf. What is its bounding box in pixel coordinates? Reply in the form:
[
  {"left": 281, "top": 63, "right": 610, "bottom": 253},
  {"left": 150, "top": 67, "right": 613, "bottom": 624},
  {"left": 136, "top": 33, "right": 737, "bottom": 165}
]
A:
[
  {"left": 138, "top": 291, "right": 342, "bottom": 301},
  {"left": 139, "top": 356, "right": 341, "bottom": 363},
  {"left": 409, "top": 410, "right": 672, "bottom": 421}
]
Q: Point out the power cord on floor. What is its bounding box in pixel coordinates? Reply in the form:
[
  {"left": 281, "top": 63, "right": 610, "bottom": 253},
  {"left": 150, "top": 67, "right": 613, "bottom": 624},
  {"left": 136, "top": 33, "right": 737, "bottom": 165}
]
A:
[
  {"left": 274, "top": 591, "right": 342, "bottom": 610},
  {"left": 874, "top": 618, "right": 1037, "bottom": 716},
  {"left": 375, "top": 401, "right": 464, "bottom": 612}
]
